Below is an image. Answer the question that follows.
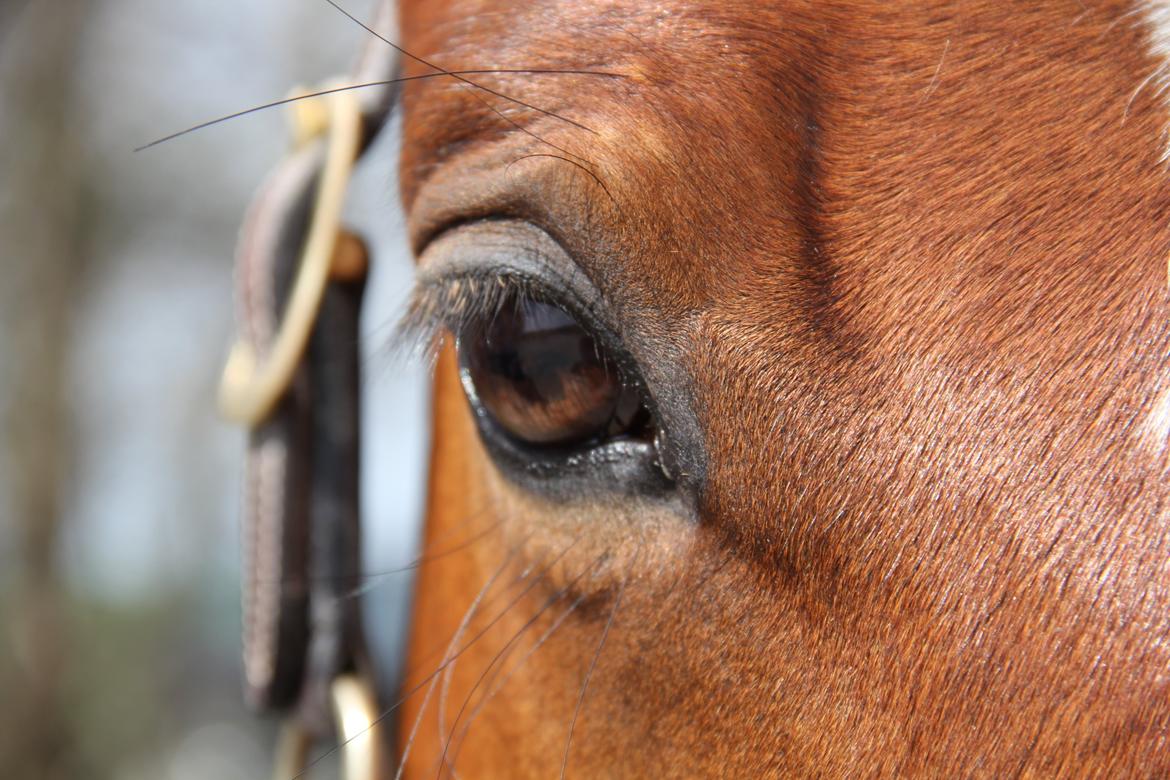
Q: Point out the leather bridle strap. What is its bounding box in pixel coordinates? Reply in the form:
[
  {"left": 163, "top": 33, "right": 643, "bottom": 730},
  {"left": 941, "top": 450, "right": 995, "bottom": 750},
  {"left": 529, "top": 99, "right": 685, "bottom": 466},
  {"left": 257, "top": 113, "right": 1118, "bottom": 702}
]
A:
[{"left": 219, "top": 3, "right": 400, "bottom": 778}]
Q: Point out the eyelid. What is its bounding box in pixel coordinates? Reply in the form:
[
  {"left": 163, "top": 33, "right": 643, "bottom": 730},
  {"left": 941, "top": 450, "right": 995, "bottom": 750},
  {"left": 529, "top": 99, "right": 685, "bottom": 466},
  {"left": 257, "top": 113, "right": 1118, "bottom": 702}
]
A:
[
  {"left": 394, "top": 219, "right": 608, "bottom": 357},
  {"left": 416, "top": 219, "right": 575, "bottom": 273},
  {"left": 398, "top": 271, "right": 539, "bottom": 352}
]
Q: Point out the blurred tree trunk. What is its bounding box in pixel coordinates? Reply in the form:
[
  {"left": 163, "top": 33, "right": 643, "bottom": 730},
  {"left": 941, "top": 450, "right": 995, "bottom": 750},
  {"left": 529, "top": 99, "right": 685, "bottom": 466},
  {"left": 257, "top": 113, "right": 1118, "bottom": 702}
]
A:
[{"left": 0, "top": 0, "right": 89, "bottom": 777}]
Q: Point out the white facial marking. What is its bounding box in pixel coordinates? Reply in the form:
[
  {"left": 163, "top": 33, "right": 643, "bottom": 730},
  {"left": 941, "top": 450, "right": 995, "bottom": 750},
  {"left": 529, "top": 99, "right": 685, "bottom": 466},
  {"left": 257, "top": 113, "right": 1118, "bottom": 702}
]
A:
[
  {"left": 1139, "top": 3, "right": 1170, "bottom": 448},
  {"left": 1142, "top": 386, "right": 1170, "bottom": 455},
  {"left": 1140, "top": 2, "right": 1170, "bottom": 162}
]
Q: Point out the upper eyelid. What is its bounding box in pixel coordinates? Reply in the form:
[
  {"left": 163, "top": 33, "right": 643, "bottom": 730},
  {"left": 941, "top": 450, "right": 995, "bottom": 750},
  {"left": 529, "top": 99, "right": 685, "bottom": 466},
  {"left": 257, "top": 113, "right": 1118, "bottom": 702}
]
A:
[{"left": 393, "top": 219, "right": 610, "bottom": 357}]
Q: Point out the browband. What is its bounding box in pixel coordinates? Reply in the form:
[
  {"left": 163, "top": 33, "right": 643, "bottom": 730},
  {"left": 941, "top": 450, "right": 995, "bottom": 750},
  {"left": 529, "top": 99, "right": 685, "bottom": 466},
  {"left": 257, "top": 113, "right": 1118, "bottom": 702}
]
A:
[{"left": 220, "top": 3, "right": 400, "bottom": 778}]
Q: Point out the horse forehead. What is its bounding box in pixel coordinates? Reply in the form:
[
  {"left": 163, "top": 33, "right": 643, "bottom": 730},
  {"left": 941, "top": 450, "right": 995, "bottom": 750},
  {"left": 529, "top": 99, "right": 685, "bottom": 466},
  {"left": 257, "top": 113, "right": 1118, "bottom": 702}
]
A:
[
  {"left": 399, "top": 0, "right": 1170, "bottom": 249},
  {"left": 397, "top": 1, "right": 1170, "bottom": 422},
  {"left": 401, "top": 0, "right": 1170, "bottom": 343}
]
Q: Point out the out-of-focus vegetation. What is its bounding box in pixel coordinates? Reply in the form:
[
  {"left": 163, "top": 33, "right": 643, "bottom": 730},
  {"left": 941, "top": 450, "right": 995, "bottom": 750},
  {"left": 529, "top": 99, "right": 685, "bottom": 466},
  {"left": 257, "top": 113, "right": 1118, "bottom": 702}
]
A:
[{"left": 0, "top": 1, "right": 424, "bottom": 777}]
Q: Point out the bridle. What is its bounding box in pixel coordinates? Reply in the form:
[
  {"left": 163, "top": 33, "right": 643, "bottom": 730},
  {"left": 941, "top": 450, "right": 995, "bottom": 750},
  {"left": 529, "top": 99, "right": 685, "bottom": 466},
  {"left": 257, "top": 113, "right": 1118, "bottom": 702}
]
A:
[{"left": 218, "top": 4, "right": 402, "bottom": 778}]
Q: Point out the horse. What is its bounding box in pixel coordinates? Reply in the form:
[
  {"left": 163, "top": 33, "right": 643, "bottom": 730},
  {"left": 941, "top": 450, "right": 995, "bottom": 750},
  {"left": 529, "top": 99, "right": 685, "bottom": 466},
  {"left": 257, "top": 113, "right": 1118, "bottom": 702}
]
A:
[{"left": 225, "top": 0, "right": 1170, "bottom": 776}]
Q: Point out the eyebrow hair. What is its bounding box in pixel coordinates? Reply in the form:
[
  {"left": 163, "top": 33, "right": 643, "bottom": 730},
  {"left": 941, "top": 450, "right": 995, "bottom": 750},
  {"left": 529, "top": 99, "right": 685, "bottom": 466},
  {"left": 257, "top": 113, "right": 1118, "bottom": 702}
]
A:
[
  {"left": 136, "top": 68, "right": 622, "bottom": 152},
  {"left": 326, "top": 0, "right": 605, "bottom": 134}
]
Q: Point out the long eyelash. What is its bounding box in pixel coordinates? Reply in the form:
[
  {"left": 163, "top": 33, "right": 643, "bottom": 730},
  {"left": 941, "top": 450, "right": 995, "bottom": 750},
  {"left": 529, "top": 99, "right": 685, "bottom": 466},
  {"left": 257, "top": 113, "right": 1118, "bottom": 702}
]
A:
[{"left": 393, "top": 271, "right": 541, "bottom": 363}]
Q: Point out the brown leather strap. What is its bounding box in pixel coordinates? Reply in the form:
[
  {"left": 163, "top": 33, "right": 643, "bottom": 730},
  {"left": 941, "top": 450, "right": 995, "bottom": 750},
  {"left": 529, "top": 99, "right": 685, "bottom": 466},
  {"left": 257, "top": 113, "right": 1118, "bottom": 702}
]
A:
[
  {"left": 351, "top": 1, "right": 399, "bottom": 125},
  {"left": 299, "top": 267, "right": 368, "bottom": 734},
  {"left": 239, "top": 139, "right": 321, "bottom": 712},
  {"left": 228, "top": 1, "right": 400, "bottom": 770}
]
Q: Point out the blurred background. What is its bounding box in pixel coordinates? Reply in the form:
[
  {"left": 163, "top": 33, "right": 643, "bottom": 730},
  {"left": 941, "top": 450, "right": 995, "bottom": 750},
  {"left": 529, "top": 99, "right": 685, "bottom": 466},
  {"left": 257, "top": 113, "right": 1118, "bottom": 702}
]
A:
[{"left": 0, "top": 0, "right": 427, "bottom": 777}]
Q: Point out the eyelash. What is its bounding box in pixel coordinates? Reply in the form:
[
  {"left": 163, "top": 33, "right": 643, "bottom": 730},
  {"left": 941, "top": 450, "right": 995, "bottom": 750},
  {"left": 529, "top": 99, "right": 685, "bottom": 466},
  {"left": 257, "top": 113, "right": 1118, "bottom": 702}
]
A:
[
  {"left": 396, "top": 264, "right": 684, "bottom": 494},
  {"left": 396, "top": 271, "right": 588, "bottom": 362}
]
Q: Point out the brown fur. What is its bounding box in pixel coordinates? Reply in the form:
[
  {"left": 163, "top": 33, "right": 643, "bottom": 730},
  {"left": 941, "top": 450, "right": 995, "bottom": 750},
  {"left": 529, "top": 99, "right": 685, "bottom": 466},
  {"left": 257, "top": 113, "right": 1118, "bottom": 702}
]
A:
[{"left": 395, "top": 1, "right": 1170, "bottom": 776}]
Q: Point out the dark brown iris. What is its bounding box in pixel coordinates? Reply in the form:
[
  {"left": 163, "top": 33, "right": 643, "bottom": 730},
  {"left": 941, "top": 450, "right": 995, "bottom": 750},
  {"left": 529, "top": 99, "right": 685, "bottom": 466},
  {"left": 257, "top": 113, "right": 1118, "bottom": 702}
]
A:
[{"left": 462, "top": 295, "right": 644, "bottom": 447}]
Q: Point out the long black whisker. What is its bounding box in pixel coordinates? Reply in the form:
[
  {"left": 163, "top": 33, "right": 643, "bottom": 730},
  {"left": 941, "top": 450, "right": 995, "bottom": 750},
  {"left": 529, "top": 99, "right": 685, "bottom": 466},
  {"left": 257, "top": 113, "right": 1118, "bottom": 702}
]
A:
[
  {"left": 647, "top": 551, "right": 735, "bottom": 638},
  {"left": 434, "top": 553, "right": 610, "bottom": 779},
  {"left": 449, "top": 590, "right": 589, "bottom": 771},
  {"left": 244, "top": 496, "right": 502, "bottom": 620},
  {"left": 338, "top": 519, "right": 502, "bottom": 602},
  {"left": 291, "top": 536, "right": 582, "bottom": 779},
  {"left": 560, "top": 545, "right": 641, "bottom": 780},
  {"left": 322, "top": 0, "right": 599, "bottom": 134},
  {"left": 476, "top": 101, "right": 600, "bottom": 170},
  {"left": 136, "top": 69, "right": 617, "bottom": 151},
  {"left": 634, "top": 553, "right": 736, "bottom": 742},
  {"left": 395, "top": 530, "right": 555, "bottom": 688},
  {"left": 505, "top": 153, "right": 615, "bottom": 203},
  {"left": 322, "top": 0, "right": 605, "bottom": 171},
  {"left": 397, "top": 542, "right": 522, "bottom": 780},
  {"left": 247, "top": 510, "right": 500, "bottom": 592}
]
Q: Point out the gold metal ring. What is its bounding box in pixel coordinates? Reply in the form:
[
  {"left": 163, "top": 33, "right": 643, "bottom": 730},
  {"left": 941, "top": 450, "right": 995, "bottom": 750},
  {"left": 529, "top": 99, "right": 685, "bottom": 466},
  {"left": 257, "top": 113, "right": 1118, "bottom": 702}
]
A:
[
  {"left": 331, "top": 673, "right": 386, "bottom": 780},
  {"left": 219, "top": 82, "right": 363, "bottom": 426},
  {"left": 272, "top": 673, "right": 385, "bottom": 780}
]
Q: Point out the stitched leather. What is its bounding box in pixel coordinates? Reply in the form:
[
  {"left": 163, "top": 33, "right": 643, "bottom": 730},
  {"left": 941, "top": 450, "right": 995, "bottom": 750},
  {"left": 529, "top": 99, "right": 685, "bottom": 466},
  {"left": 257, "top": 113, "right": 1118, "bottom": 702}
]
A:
[{"left": 233, "top": 1, "right": 399, "bottom": 743}]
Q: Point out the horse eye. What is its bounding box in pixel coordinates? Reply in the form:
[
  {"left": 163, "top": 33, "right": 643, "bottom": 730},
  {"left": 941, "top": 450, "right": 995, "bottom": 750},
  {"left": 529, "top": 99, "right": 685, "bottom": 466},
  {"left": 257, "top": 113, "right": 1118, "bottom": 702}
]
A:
[{"left": 459, "top": 293, "right": 649, "bottom": 448}]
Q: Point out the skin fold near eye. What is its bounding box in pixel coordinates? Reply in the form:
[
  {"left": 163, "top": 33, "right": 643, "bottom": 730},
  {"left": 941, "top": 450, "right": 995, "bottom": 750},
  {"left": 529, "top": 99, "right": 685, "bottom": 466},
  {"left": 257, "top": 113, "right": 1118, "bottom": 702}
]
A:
[{"left": 459, "top": 292, "right": 649, "bottom": 447}]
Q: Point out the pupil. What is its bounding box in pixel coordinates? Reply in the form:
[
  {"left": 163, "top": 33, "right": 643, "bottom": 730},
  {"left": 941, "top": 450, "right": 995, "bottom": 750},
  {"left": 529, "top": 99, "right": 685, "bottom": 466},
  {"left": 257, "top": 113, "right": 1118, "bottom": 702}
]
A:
[{"left": 463, "top": 295, "right": 627, "bottom": 446}]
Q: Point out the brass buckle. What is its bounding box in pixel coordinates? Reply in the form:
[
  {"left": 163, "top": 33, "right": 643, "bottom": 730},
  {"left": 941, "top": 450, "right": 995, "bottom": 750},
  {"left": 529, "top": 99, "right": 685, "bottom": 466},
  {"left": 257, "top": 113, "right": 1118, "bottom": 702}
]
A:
[
  {"left": 219, "top": 80, "right": 364, "bottom": 426},
  {"left": 273, "top": 673, "right": 386, "bottom": 780}
]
